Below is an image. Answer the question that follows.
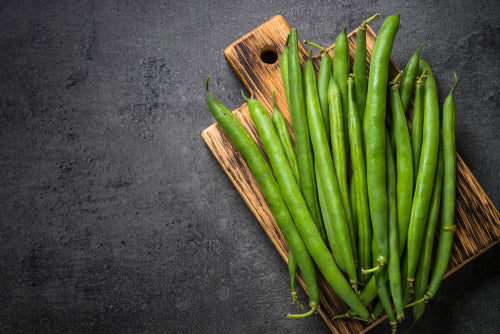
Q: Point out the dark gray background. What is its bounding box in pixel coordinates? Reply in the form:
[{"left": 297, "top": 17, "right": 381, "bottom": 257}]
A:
[{"left": 0, "top": 0, "right": 499, "bottom": 333}]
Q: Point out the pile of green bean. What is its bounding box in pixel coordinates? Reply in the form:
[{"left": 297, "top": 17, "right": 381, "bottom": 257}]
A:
[{"left": 205, "top": 13, "right": 458, "bottom": 333}]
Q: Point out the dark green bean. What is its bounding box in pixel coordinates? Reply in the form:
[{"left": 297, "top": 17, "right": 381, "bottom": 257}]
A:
[
  {"left": 385, "top": 128, "right": 404, "bottom": 321},
  {"left": 347, "top": 75, "right": 372, "bottom": 284},
  {"left": 205, "top": 78, "right": 318, "bottom": 317},
  {"left": 406, "top": 59, "right": 440, "bottom": 292},
  {"left": 329, "top": 74, "right": 357, "bottom": 270},
  {"left": 389, "top": 73, "right": 413, "bottom": 254},
  {"left": 287, "top": 30, "right": 324, "bottom": 239},
  {"left": 304, "top": 51, "right": 358, "bottom": 292},
  {"left": 271, "top": 91, "right": 302, "bottom": 308},
  {"left": 399, "top": 44, "right": 423, "bottom": 113},
  {"left": 364, "top": 14, "right": 400, "bottom": 270},
  {"left": 272, "top": 92, "right": 299, "bottom": 182},
  {"left": 304, "top": 41, "right": 332, "bottom": 140},
  {"left": 317, "top": 52, "right": 332, "bottom": 140},
  {"left": 243, "top": 91, "right": 370, "bottom": 319},
  {"left": 333, "top": 28, "right": 350, "bottom": 155},
  {"left": 411, "top": 71, "right": 428, "bottom": 186},
  {"left": 353, "top": 13, "right": 380, "bottom": 122},
  {"left": 373, "top": 238, "right": 398, "bottom": 333}
]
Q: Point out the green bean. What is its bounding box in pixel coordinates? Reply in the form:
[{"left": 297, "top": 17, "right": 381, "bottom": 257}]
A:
[
  {"left": 271, "top": 91, "right": 302, "bottom": 308},
  {"left": 328, "top": 74, "right": 357, "bottom": 270},
  {"left": 353, "top": 13, "right": 380, "bottom": 122},
  {"left": 399, "top": 44, "right": 423, "bottom": 114},
  {"left": 411, "top": 139, "right": 444, "bottom": 321},
  {"left": 272, "top": 92, "right": 299, "bottom": 182},
  {"left": 373, "top": 238, "right": 398, "bottom": 333},
  {"left": 385, "top": 128, "right": 404, "bottom": 321},
  {"left": 316, "top": 168, "right": 346, "bottom": 273},
  {"left": 389, "top": 73, "right": 413, "bottom": 254},
  {"left": 280, "top": 35, "right": 291, "bottom": 103},
  {"left": 287, "top": 30, "right": 324, "bottom": 239},
  {"left": 333, "top": 28, "right": 350, "bottom": 155},
  {"left": 242, "top": 91, "right": 370, "bottom": 319},
  {"left": 305, "top": 41, "right": 332, "bottom": 140},
  {"left": 411, "top": 71, "right": 428, "bottom": 186},
  {"left": 364, "top": 14, "right": 400, "bottom": 270},
  {"left": 287, "top": 251, "right": 304, "bottom": 310},
  {"left": 347, "top": 75, "right": 372, "bottom": 284},
  {"left": 389, "top": 44, "right": 422, "bottom": 151},
  {"left": 424, "top": 73, "right": 458, "bottom": 300},
  {"left": 406, "top": 59, "right": 440, "bottom": 292},
  {"left": 205, "top": 78, "right": 318, "bottom": 317},
  {"left": 304, "top": 51, "right": 358, "bottom": 292},
  {"left": 400, "top": 249, "right": 411, "bottom": 304}
]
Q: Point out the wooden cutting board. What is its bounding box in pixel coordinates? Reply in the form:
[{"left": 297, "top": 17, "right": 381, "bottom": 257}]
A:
[{"left": 201, "top": 15, "right": 500, "bottom": 334}]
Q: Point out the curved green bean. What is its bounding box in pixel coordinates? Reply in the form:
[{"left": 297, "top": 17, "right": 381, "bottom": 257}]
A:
[{"left": 205, "top": 78, "right": 318, "bottom": 317}]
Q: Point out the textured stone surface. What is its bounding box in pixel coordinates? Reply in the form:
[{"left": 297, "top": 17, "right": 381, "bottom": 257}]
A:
[{"left": 0, "top": 1, "right": 499, "bottom": 333}]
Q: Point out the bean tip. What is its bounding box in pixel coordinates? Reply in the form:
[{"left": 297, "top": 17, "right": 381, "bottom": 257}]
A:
[{"left": 205, "top": 76, "right": 211, "bottom": 92}]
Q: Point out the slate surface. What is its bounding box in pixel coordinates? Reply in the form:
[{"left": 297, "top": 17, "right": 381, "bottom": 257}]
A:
[{"left": 0, "top": 1, "right": 499, "bottom": 333}]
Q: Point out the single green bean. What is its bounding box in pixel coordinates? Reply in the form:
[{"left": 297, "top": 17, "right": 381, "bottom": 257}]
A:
[
  {"left": 389, "top": 73, "right": 413, "bottom": 253},
  {"left": 328, "top": 74, "right": 357, "bottom": 270},
  {"left": 353, "top": 13, "right": 380, "bottom": 122},
  {"left": 304, "top": 41, "right": 332, "bottom": 140},
  {"left": 411, "top": 71, "right": 428, "bottom": 187},
  {"left": 385, "top": 128, "right": 404, "bottom": 321},
  {"left": 280, "top": 36, "right": 290, "bottom": 104},
  {"left": 347, "top": 75, "right": 372, "bottom": 284},
  {"left": 373, "top": 239, "right": 398, "bottom": 333},
  {"left": 364, "top": 14, "right": 400, "bottom": 270},
  {"left": 287, "top": 30, "right": 324, "bottom": 238},
  {"left": 318, "top": 53, "right": 332, "bottom": 139},
  {"left": 399, "top": 43, "right": 423, "bottom": 113},
  {"left": 333, "top": 28, "right": 350, "bottom": 155},
  {"left": 272, "top": 92, "right": 299, "bottom": 182},
  {"left": 406, "top": 59, "right": 440, "bottom": 292},
  {"left": 205, "top": 78, "right": 318, "bottom": 317},
  {"left": 243, "top": 91, "right": 370, "bottom": 319},
  {"left": 286, "top": 251, "right": 304, "bottom": 310}
]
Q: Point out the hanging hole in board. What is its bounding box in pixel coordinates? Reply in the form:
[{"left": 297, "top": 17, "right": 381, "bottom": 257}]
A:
[{"left": 260, "top": 45, "right": 278, "bottom": 64}]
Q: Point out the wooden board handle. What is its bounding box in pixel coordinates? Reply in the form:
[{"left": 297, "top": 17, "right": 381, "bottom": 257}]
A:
[{"left": 224, "top": 15, "right": 307, "bottom": 117}]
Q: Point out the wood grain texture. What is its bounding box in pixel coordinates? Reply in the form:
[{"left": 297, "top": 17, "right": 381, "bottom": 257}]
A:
[{"left": 201, "top": 15, "right": 500, "bottom": 334}]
